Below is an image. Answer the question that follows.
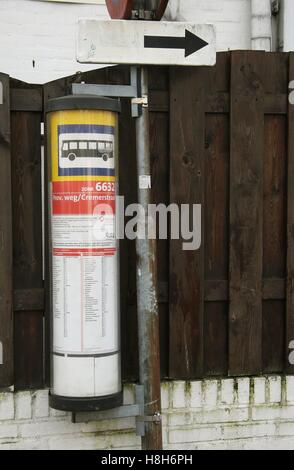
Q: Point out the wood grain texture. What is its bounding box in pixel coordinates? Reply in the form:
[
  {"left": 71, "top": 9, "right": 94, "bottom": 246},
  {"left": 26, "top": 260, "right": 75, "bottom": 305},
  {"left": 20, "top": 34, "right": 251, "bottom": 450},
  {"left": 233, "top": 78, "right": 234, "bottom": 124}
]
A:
[
  {"left": 150, "top": 111, "right": 169, "bottom": 378},
  {"left": 0, "top": 73, "right": 13, "bottom": 388},
  {"left": 9, "top": 56, "right": 294, "bottom": 384},
  {"left": 204, "top": 114, "right": 229, "bottom": 376},
  {"left": 263, "top": 114, "right": 287, "bottom": 374},
  {"left": 287, "top": 53, "right": 294, "bottom": 374},
  {"left": 169, "top": 66, "right": 206, "bottom": 379},
  {"left": 229, "top": 52, "right": 264, "bottom": 376},
  {"left": 11, "top": 111, "right": 43, "bottom": 390}
]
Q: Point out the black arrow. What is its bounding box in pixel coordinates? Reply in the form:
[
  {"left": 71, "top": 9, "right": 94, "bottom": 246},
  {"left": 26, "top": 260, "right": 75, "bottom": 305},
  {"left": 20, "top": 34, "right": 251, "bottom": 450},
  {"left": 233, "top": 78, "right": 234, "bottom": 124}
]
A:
[{"left": 144, "top": 30, "right": 209, "bottom": 58}]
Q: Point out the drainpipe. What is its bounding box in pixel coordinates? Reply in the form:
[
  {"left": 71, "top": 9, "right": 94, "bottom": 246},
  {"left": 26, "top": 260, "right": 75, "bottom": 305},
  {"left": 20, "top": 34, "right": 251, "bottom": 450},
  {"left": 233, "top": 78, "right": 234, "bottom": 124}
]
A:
[
  {"left": 282, "top": 0, "right": 294, "bottom": 51},
  {"left": 163, "top": 0, "right": 181, "bottom": 21},
  {"left": 251, "top": 0, "right": 272, "bottom": 51}
]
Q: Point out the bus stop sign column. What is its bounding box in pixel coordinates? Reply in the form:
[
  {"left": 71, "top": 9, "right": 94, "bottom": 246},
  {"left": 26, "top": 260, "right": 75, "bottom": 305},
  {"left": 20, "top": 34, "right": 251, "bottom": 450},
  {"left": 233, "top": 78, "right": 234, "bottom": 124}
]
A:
[{"left": 46, "top": 95, "right": 122, "bottom": 412}]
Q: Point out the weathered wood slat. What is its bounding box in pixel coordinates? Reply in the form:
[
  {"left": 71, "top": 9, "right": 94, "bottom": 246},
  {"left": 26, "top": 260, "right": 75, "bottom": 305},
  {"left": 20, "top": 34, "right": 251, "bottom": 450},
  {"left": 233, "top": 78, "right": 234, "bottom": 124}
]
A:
[
  {"left": 204, "top": 279, "right": 285, "bottom": 302},
  {"left": 287, "top": 53, "right": 294, "bottom": 374},
  {"left": 264, "top": 94, "right": 288, "bottom": 115},
  {"left": 10, "top": 89, "right": 43, "bottom": 112},
  {"left": 119, "top": 97, "right": 139, "bottom": 382},
  {"left": 263, "top": 301, "right": 285, "bottom": 373},
  {"left": 0, "top": 73, "right": 13, "bottom": 388},
  {"left": 169, "top": 67, "right": 205, "bottom": 379},
  {"left": 14, "top": 289, "right": 44, "bottom": 312},
  {"left": 263, "top": 113, "right": 287, "bottom": 374},
  {"left": 11, "top": 111, "right": 43, "bottom": 390},
  {"left": 202, "top": 53, "right": 231, "bottom": 377},
  {"left": 7, "top": 57, "right": 294, "bottom": 384},
  {"left": 205, "top": 93, "right": 287, "bottom": 115},
  {"left": 229, "top": 52, "right": 264, "bottom": 376},
  {"left": 150, "top": 111, "right": 169, "bottom": 378},
  {"left": 149, "top": 91, "right": 169, "bottom": 112}
]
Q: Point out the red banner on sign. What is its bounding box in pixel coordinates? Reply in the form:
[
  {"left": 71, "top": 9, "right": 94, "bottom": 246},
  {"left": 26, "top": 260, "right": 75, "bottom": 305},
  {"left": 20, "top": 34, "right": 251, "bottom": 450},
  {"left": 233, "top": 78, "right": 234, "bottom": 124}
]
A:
[{"left": 52, "top": 181, "right": 115, "bottom": 216}]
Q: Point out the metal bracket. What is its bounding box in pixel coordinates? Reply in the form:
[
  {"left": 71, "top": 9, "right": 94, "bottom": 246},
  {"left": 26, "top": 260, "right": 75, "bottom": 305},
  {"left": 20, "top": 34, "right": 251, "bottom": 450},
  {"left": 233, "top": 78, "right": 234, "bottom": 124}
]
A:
[
  {"left": 72, "top": 66, "right": 144, "bottom": 118},
  {"left": 132, "top": 9, "right": 155, "bottom": 20},
  {"left": 132, "top": 94, "right": 148, "bottom": 107},
  {"left": 136, "top": 413, "right": 162, "bottom": 423},
  {"left": 72, "top": 385, "right": 159, "bottom": 437}
]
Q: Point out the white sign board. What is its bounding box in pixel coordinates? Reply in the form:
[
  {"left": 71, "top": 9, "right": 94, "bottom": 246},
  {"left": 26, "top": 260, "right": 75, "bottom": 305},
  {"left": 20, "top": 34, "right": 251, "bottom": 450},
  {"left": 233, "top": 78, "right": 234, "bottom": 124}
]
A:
[{"left": 77, "top": 20, "right": 216, "bottom": 67}]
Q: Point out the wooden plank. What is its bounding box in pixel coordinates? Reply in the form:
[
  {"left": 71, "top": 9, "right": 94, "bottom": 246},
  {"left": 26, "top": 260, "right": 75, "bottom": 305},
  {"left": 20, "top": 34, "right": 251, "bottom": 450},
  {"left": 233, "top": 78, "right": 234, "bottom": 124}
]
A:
[
  {"left": 263, "top": 118, "right": 287, "bottom": 282},
  {"left": 263, "top": 301, "right": 285, "bottom": 373},
  {"left": 205, "top": 281, "right": 228, "bottom": 302},
  {"left": 150, "top": 111, "right": 169, "bottom": 378},
  {"left": 11, "top": 111, "right": 43, "bottom": 390},
  {"left": 0, "top": 73, "right": 13, "bottom": 388},
  {"left": 10, "top": 89, "right": 43, "bottom": 112},
  {"left": 229, "top": 51, "right": 264, "bottom": 376},
  {"left": 203, "top": 53, "right": 231, "bottom": 378},
  {"left": 204, "top": 279, "right": 285, "bottom": 302},
  {"left": 14, "top": 289, "right": 44, "bottom": 312},
  {"left": 264, "top": 94, "right": 287, "bottom": 115},
  {"left": 206, "top": 93, "right": 229, "bottom": 113},
  {"left": 119, "top": 96, "right": 139, "bottom": 382},
  {"left": 205, "top": 93, "right": 287, "bottom": 115},
  {"left": 287, "top": 53, "right": 294, "bottom": 374},
  {"left": 204, "top": 113, "right": 230, "bottom": 376},
  {"left": 149, "top": 91, "right": 169, "bottom": 113},
  {"left": 262, "top": 279, "right": 285, "bottom": 300},
  {"left": 14, "top": 312, "right": 43, "bottom": 390},
  {"left": 263, "top": 114, "right": 287, "bottom": 374},
  {"left": 204, "top": 302, "right": 228, "bottom": 376},
  {"left": 169, "top": 66, "right": 205, "bottom": 379}
]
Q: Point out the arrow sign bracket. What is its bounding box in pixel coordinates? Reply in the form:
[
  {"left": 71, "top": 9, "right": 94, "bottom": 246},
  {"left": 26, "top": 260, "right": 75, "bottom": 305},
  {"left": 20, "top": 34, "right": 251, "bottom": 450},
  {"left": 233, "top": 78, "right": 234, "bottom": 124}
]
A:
[{"left": 72, "top": 66, "right": 146, "bottom": 117}]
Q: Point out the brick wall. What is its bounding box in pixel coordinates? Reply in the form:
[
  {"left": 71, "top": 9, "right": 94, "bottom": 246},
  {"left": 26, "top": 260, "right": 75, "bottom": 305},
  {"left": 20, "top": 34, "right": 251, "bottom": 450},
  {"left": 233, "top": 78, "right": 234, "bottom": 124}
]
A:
[{"left": 1, "top": 377, "right": 294, "bottom": 450}]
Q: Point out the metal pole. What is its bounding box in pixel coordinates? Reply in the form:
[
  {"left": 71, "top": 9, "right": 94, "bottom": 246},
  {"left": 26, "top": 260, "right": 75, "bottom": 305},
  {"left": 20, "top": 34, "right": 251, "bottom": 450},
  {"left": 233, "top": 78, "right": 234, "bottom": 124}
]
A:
[{"left": 135, "top": 66, "right": 163, "bottom": 450}]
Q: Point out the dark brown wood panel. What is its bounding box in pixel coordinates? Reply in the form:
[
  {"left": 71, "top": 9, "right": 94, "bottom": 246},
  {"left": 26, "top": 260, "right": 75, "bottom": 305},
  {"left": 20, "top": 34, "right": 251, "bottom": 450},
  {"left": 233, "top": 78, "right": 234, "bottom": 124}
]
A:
[
  {"left": 229, "top": 52, "right": 264, "bottom": 376},
  {"left": 287, "top": 53, "right": 294, "bottom": 373},
  {"left": 263, "top": 114, "right": 287, "bottom": 373},
  {"left": 0, "top": 73, "right": 13, "bottom": 388},
  {"left": 7, "top": 54, "right": 294, "bottom": 385},
  {"left": 150, "top": 112, "right": 169, "bottom": 378},
  {"left": 263, "top": 116, "right": 287, "bottom": 279},
  {"left": 119, "top": 98, "right": 138, "bottom": 382},
  {"left": 204, "top": 114, "right": 230, "bottom": 376},
  {"left": 263, "top": 301, "right": 285, "bottom": 374},
  {"left": 11, "top": 112, "right": 43, "bottom": 390},
  {"left": 204, "top": 302, "right": 228, "bottom": 376},
  {"left": 14, "top": 311, "right": 43, "bottom": 390},
  {"left": 169, "top": 67, "right": 206, "bottom": 379}
]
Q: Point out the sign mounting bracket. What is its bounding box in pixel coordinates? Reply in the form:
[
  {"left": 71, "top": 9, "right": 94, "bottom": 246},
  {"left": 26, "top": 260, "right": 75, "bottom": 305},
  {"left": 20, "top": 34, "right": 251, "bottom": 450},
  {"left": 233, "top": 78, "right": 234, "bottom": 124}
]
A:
[{"left": 72, "top": 66, "right": 145, "bottom": 117}]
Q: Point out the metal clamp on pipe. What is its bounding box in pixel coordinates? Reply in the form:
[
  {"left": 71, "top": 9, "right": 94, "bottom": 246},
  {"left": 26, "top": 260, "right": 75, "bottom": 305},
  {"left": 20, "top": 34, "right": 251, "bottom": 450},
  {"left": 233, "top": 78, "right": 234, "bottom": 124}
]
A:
[
  {"left": 136, "top": 412, "right": 162, "bottom": 423},
  {"left": 132, "top": 95, "right": 149, "bottom": 107}
]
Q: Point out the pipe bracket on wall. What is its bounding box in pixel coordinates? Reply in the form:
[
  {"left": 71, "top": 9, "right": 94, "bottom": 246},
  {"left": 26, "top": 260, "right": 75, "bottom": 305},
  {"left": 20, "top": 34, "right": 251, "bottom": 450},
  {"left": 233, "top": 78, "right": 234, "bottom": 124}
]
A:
[{"left": 72, "top": 385, "right": 149, "bottom": 437}]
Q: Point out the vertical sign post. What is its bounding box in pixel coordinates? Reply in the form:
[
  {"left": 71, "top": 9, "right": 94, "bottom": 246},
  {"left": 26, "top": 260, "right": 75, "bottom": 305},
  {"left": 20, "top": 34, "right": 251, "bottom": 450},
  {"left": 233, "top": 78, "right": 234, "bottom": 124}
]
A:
[
  {"left": 76, "top": 11, "right": 216, "bottom": 450},
  {"left": 135, "top": 67, "right": 162, "bottom": 449}
]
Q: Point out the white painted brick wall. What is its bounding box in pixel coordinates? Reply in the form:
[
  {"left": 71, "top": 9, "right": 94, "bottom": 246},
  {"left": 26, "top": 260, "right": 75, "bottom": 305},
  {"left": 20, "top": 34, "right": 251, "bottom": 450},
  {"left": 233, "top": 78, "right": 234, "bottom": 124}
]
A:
[
  {"left": 0, "top": 0, "right": 254, "bottom": 84},
  {"left": 1, "top": 376, "right": 294, "bottom": 450}
]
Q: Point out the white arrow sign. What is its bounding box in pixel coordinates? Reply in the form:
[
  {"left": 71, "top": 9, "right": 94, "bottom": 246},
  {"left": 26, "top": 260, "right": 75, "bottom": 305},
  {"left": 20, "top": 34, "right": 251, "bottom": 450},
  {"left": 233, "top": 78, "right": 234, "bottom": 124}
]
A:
[{"left": 77, "top": 20, "right": 216, "bottom": 67}]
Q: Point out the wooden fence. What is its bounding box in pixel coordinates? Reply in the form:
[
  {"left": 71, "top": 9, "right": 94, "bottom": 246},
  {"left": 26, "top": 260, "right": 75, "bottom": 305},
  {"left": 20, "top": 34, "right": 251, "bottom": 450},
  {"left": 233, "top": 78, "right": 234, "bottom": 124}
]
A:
[{"left": 0, "top": 51, "right": 294, "bottom": 390}]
